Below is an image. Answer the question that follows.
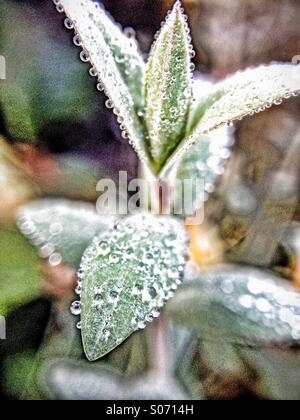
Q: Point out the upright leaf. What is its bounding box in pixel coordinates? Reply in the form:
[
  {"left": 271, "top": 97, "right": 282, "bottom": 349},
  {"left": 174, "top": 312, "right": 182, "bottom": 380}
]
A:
[
  {"left": 144, "top": 1, "right": 192, "bottom": 171},
  {"left": 76, "top": 213, "right": 188, "bottom": 361},
  {"left": 55, "top": 0, "right": 149, "bottom": 166},
  {"left": 162, "top": 63, "right": 300, "bottom": 174},
  {"left": 16, "top": 199, "right": 115, "bottom": 269}
]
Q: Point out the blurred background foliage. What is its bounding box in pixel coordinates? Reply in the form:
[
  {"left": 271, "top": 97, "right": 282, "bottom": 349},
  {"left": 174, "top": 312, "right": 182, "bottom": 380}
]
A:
[{"left": 0, "top": 0, "right": 300, "bottom": 400}]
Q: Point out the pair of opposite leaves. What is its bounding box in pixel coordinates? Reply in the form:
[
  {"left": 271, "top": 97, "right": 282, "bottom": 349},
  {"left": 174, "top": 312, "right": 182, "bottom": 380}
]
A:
[{"left": 55, "top": 0, "right": 300, "bottom": 176}]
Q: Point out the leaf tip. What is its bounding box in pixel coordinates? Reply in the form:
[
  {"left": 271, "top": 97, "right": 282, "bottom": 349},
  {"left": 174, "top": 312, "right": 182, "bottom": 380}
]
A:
[
  {"left": 82, "top": 341, "right": 101, "bottom": 362},
  {"left": 173, "top": 0, "right": 184, "bottom": 19}
]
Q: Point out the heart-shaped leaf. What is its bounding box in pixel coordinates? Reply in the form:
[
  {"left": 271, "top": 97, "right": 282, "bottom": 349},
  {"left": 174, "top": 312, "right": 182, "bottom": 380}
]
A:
[
  {"left": 144, "top": 1, "right": 193, "bottom": 171},
  {"left": 16, "top": 199, "right": 115, "bottom": 269},
  {"left": 162, "top": 63, "right": 300, "bottom": 174},
  {"left": 166, "top": 263, "right": 300, "bottom": 346},
  {"left": 76, "top": 213, "right": 188, "bottom": 361},
  {"left": 55, "top": 0, "right": 149, "bottom": 166}
]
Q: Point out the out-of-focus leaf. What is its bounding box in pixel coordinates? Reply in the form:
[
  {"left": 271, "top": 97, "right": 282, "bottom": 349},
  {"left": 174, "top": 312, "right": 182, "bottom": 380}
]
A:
[
  {"left": 163, "top": 64, "right": 300, "bottom": 174},
  {"left": 41, "top": 359, "right": 190, "bottom": 400},
  {"left": 0, "top": 137, "right": 35, "bottom": 220},
  {"left": 174, "top": 126, "right": 233, "bottom": 217},
  {"left": 3, "top": 352, "right": 41, "bottom": 400},
  {"left": 78, "top": 213, "right": 188, "bottom": 361},
  {"left": 165, "top": 263, "right": 300, "bottom": 346},
  {"left": 0, "top": 1, "right": 94, "bottom": 143},
  {"left": 0, "top": 228, "right": 41, "bottom": 316},
  {"left": 197, "top": 339, "right": 250, "bottom": 400},
  {"left": 144, "top": 1, "right": 192, "bottom": 171},
  {"left": 42, "top": 359, "right": 124, "bottom": 400},
  {"left": 53, "top": 155, "right": 108, "bottom": 201},
  {"left": 107, "top": 329, "right": 148, "bottom": 376},
  {"left": 56, "top": 0, "right": 149, "bottom": 167},
  {"left": 200, "top": 340, "right": 246, "bottom": 379},
  {"left": 16, "top": 199, "right": 115, "bottom": 269},
  {"left": 280, "top": 222, "right": 300, "bottom": 258},
  {"left": 241, "top": 348, "right": 300, "bottom": 401}
]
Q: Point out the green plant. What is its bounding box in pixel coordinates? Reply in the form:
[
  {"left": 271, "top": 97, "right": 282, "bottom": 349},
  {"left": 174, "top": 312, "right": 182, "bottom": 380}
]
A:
[{"left": 17, "top": 0, "right": 300, "bottom": 366}]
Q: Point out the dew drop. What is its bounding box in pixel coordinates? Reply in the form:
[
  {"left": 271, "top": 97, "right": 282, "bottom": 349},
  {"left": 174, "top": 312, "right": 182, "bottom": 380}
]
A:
[
  {"left": 102, "top": 328, "right": 111, "bottom": 341},
  {"left": 97, "top": 82, "right": 105, "bottom": 92},
  {"left": 70, "top": 301, "right": 81, "bottom": 316},
  {"left": 94, "top": 293, "right": 103, "bottom": 302},
  {"left": 124, "top": 27, "right": 136, "bottom": 39},
  {"left": 49, "top": 253, "right": 62, "bottom": 266},
  {"left": 105, "top": 99, "right": 114, "bottom": 109},
  {"left": 75, "top": 283, "right": 82, "bottom": 296},
  {"left": 89, "top": 67, "right": 98, "bottom": 77},
  {"left": 98, "top": 241, "right": 111, "bottom": 256},
  {"left": 80, "top": 50, "right": 90, "bottom": 62},
  {"left": 64, "top": 18, "right": 74, "bottom": 30},
  {"left": 137, "top": 320, "right": 146, "bottom": 330},
  {"left": 148, "top": 286, "right": 158, "bottom": 299},
  {"left": 109, "top": 290, "right": 119, "bottom": 299},
  {"left": 73, "top": 34, "right": 82, "bottom": 47}
]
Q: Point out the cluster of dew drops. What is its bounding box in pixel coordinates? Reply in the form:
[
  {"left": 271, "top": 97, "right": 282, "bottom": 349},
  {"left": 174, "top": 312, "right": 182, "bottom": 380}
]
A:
[
  {"left": 154, "top": 1, "right": 196, "bottom": 64},
  {"left": 53, "top": 0, "right": 148, "bottom": 163},
  {"left": 146, "top": 1, "right": 196, "bottom": 158},
  {"left": 165, "top": 72, "right": 300, "bottom": 173},
  {"left": 208, "top": 64, "right": 300, "bottom": 130},
  {"left": 205, "top": 269, "right": 300, "bottom": 343},
  {"left": 71, "top": 215, "right": 188, "bottom": 335}
]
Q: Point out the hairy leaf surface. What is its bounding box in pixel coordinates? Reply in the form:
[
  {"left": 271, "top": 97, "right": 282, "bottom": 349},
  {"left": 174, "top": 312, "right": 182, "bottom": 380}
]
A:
[
  {"left": 78, "top": 213, "right": 188, "bottom": 361},
  {"left": 17, "top": 199, "right": 115, "bottom": 269},
  {"left": 56, "top": 0, "right": 149, "bottom": 165},
  {"left": 166, "top": 263, "right": 300, "bottom": 346},
  {"left": 163, "top": 63, "right": 300, "bottom": 174},
  {"left": 144, "top": 1, "right": 192, "bottom": 171}
]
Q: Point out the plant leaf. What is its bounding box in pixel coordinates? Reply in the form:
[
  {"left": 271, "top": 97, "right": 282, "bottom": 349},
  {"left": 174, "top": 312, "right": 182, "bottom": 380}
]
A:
[
  {"left": 174, "top": 126, "right": 233, "bottom": 217},
  {"left": 77, "top": 213, "right": 188, "bottom": 361},
  {"left": 0, "top": 2, "right": 95, "bottom": 144},
  {"left": 0, "top": 228, "right": 41, "bottom": 316},
  {"left": 144, "top": 1, "right": 192, "bottom": 171},
  {"left": 60, "top": 0, "right": 144, "bottom": 112},
  {"left": 55, "top": 0, "right": 149, "bottom": 166},
  {"left": 43, "top": 359, "right": 125, "bottom": 400},
  {"left": 280, "top": 222, "right": 300, "bottom": 258},
  {"left": 16, "top": 199, "right": 115, "bottom": 269},
  {"left": 166, "top": 263, "right": 300, "bottom": 346},
  {"left": 240, "top": 348, "right": 300, "bottom": 401},
  {"left": 42, "top": 358, "right": 190, "bottom": 400},
  {"left": 162, "top": 63, "right": 300, "bottom": 175}
]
